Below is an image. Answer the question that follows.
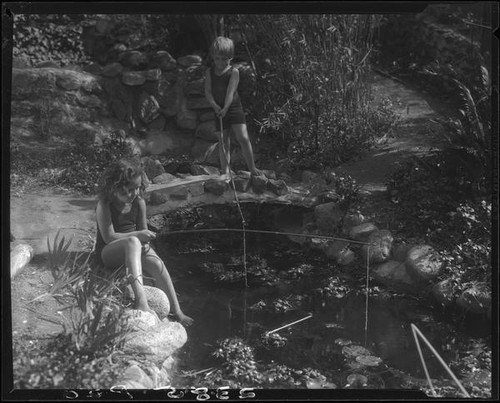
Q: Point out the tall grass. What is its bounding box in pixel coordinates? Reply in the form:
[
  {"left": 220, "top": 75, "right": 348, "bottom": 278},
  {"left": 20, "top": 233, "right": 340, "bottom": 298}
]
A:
[
  {"left": 236, "top": 14, "right": 389, "bottom": 168},
  {"left": 45, "top": 230, "right": 130, "bottom": 354}
]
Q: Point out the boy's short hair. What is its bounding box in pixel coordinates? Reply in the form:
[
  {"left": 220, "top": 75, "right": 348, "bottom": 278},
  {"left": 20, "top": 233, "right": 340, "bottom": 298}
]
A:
[{"left": 210, "top": 36, "right": 234, "bottom": 58}]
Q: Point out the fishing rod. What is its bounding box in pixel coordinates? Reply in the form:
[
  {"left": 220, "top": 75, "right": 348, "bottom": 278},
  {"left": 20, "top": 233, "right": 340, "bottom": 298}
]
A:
[{"left": 159, "top": 227, "right": 375, "bottom": 246}]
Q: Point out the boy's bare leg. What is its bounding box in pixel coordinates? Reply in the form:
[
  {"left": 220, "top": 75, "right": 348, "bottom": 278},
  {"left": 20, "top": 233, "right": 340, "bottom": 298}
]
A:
[
  {"left": 232, "top": 123, "right": 262, "bottom": 176},
  {"left": 217, "top": 129, "right": 231, "bottom": 175}
]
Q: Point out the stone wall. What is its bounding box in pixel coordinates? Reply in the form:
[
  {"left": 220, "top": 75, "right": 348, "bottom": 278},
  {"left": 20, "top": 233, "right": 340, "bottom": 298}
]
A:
[
  {"left": 377, "top": 8, "right": 487, "bottom": 90},
  {"left": 12, "top": 17, "right": 257, "bottom": 168}
]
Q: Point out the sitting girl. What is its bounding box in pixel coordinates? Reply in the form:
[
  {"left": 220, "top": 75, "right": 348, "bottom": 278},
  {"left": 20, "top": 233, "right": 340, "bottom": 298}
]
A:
[{"left": 95, "top": 158, "right": 193, "bottom": 327}]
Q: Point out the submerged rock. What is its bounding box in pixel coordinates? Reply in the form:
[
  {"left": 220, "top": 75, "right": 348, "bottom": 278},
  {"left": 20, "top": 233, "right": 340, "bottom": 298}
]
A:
[{"left": 405, "top": 245, "right": 443, "bottom": 281}]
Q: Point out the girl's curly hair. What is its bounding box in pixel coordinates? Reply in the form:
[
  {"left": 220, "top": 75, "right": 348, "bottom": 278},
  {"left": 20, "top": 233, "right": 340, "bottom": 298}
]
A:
[{"left": 97, "top": 158, "right": 147, "bottom": 202}]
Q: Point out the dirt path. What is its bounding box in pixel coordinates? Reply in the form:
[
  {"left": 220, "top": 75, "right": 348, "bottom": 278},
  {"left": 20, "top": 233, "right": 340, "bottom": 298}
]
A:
[{"left": 9, "top": 72, "right": 451, "bottom": 342}]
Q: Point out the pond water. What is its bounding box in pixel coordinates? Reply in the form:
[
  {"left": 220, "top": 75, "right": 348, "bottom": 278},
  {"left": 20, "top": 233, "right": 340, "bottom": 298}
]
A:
[{"left": 151, "top": 211, "right": 491, "bottom": 390}]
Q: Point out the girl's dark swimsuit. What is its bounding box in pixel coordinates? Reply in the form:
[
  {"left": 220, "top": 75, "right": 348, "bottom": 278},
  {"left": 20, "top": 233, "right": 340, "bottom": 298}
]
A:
[
  {"left": 94, "top": 197, "right": 140, "bottom": 267},
  {"left": 210, "top": 66, "right": 246, "bottom": 131}
]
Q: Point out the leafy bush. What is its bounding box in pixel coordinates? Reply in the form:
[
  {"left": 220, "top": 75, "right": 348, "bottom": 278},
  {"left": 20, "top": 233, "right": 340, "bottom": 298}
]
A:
[
  {"left": 58, "top": 132, "right": 136, "bottom": 194},
  {"left": 13, "top": 14, "right": 91, "bottom": 66}
]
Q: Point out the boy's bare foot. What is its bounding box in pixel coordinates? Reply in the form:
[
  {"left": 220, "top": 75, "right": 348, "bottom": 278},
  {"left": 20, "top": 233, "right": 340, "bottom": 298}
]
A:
[{"left": 251, "top": 168, "right": 264, "bottom": 177}]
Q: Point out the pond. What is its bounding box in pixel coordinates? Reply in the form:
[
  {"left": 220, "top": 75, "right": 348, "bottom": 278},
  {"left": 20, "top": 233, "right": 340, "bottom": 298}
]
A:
[{"left": 150, "top": 205, "right": 491, "bottom": 392}]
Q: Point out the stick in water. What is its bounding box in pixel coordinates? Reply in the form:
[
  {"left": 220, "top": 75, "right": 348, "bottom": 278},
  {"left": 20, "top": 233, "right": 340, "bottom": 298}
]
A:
[{"left": 265, "top": 313, "right": 313, "bottom": 335}]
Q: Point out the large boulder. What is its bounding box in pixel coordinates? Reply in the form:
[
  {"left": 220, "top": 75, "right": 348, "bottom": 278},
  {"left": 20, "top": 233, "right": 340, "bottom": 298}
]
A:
[
  {"left": 123, "top": 314, "right": 188, "bottom": 364},
  {"left": 373, "top": 260, "right": 416, "bottom": 291},
  {"left": 314, "top": 202, "right": 346, "bottom": 233},
  {"left": 360, "top": 230, "right": 393, "bottom": 264},
  {"left": 431, "top": 279, "right": 457, "bottom": 308},
  {"left": 405, "top": 245, "right": 443, "bottom": 281}
]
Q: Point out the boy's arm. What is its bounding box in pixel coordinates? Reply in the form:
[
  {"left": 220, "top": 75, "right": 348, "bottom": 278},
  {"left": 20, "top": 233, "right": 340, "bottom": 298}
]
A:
[
  {"left": 222, "top": 68, "right": 240, "bottom": 111},
  {"left": 204, "top": 68, "right": 220, "bottom": 110}
]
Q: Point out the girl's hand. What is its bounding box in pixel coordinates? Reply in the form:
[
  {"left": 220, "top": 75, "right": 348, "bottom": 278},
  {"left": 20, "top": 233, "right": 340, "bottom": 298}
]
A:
[
  {"left": 138, "top": 229, "right": 156, "bottom": 243},
  {"left": 213, "top": 104, "right": 222, "bottom": 115}
]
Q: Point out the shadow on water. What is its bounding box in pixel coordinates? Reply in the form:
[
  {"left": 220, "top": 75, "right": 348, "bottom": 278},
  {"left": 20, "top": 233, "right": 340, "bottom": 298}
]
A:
[{"left": 152, "top": 226, "right": 490, "bottom": 388}]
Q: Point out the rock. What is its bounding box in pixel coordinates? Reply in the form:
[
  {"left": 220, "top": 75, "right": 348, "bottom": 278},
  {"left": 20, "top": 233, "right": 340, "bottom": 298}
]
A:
[
  {"left": 141, "top": 156, "right": 165, "bottom": 179},
  {"left": 143, "top": 286, "right": 170, "bottom": 319},
  {"left": 341, "top": 212, "right": 365, "bottom": 235},
  {"left": 349, "top": 223, "right": 378, "bottom": 242},
  {"left": 337, "top": 249, "right": 356, "bottom": 266},
  {"left": 360, "top": 229, "right": 393, "bottom": 264},
  {"left": 125, "top": 309, "right": 159, "bottom": 330},
  {"left": 261, "top": 169, "right": 277, "bottom": 180},
  {"left": 158, "top": 81, "right": 182, "bottom": 117},
  {"left": 231, "top": 176, "right": 250, "bottom": 192},
  {"left": 199, "top": 111, "right": 216, "bottom": 122},
  {"left": 195, "top": 120, "right": 218, "bottom": 141},
  {"left": 10, "top": 243, "right": 34, "bottom": 279},
  {"left": 137, "top": 93, "right": 160, "bottom": 125},
  {"left": 314, "top": 202, "right": 346, "bottom": 233},
  {"left": 324, "top": 240, "right": 350, "bottom": 260},
  {"left": 373, "top": 260, "right": 415, "bottom": 290},
  {"left": 122, "top": 71, "right": 146, "bottom": 86},
  {"left": 176, "top": 110, "right": 198, "bottom": 131},
  {"left": 184, "top": 78, "right": 205, "bottom": 96},
  {"left": 301, "top": 170, "right": 319, "bottom": 183},
  {"left": 170, "top": 187, "right": 189, "bottom": 200},
  {"left": 186, "top": 96, "right": 211, "bottom": 110},
  {"left": 148, "top": 116, "right": 167, "bottom": 131},
  {"left": 150, "top": 191, "right": 169, "bottom": 205},
  {"left": 185, "top": 65, "right": 205, "bottom": 82},
  {"left": 120, "top": 50, "right": 148, "bottom": 68},
  {"left": 392, "top": 242, "right": 414, "bottom": 262},
  {"left": 177, "top": 54, "right": 202, "bottom": 67},
  {"left": 204, "top": 179, "right": 228, "bottom": 196},
  {"left": 251, "top": 174, "right": 268, "bottom": 194},
  {"left": 56, "top": 71, "right": 82, "bottom": 91},
  {"left": 12, "top": 55, "right": 31, "bottom": 68},
  {"left": 405, "top": 245, "right": 443, "bottom": 281},
  {"left": 191, "top": 140, "right": 219, "bottom": 165},
  {"left": 122, "top": 364, "right": 155, "bottom": 389},
  {"left": 144, "top": 69, "right": 162, "bottom": 82},
  {"left": 37, "top": 61, "right": 60, "bottom": 68},
  {"left": 153, "top": 172, "right": 177, "bottom": 184},
  {"left": 190, "top": 164, "right": 211, "bottom": 175},
  {"left": 101, "top": 62, "right": 124, "bottom": 77},
  {"left": 151, "top": 51, "right": 177, "bottom": 71},
  {"left": 456, "top": 284, "right": 491, "bottom": 316},
  {"left": 123, "top": 318, "right": 188, "bottom": 364},
  {"left": 432, "top": 279, "right": 457, "bottom": 307},
  {"left": 267, "top": 179, "right": 288, "bottom": 196}
]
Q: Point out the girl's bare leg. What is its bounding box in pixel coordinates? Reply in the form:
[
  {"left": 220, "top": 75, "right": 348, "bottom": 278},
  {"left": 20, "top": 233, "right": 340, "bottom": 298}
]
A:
[
  {"left": 232, "top": 123, "right": 261, "bottom": 176},
  {"left": 142, "top": 247, "right": 194, "bottom": 327},
  {"left": 217, "top": 128, "right": 231, "bottom": 175},
  {"left": 101, "top": 237, "right": 151, "bottom": 313}
]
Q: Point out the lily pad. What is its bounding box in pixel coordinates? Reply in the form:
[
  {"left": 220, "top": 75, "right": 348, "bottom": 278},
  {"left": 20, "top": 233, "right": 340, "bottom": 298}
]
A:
[
  {"left": 346, "top": 374, "right": 368, "bottom": 387},
  {"left": 306, "top": 379, "right": 337, "bottom": 389},
  {"left": 355, "top": 355, "right": 382, "bottom": 367},
  {"left": 334, "top": 338, "right": 352, "bottom": 346},
  {"left": 342, "top": 345, "right": 371, "bottom": 358}
]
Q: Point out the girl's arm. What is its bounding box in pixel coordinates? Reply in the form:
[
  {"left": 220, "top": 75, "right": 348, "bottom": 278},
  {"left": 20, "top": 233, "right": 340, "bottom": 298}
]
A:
[
  {"left": 135, "top": 197, "right": 149, "bottom": 231},
  {"left": 96, "top": 199, "right": 154, "bottom": 244},
  {"left": 204, "top": 68, "right": 220, "bottom": 111},
  {"left": 221, "top": 68, "right": 240, "bottom": 112}
]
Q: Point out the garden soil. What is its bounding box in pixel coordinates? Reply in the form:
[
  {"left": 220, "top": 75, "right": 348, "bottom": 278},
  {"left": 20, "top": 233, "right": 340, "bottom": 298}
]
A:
[{"left": 8, "top": 72, "right": 450, "bottom": 343}]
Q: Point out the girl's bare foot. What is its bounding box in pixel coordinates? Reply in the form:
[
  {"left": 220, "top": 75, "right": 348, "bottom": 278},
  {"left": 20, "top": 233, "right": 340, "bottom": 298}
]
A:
[
  {"left": 175, "top": 311, "right": 194, "bottom": 327},
  {"left": 251, "top": 168, "right": 264, "bottom": 177}
]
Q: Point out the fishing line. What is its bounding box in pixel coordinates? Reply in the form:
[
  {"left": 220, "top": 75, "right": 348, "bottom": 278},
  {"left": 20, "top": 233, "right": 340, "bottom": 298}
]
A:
[{"left": 219, "top": 116, "right": 249, "bottom": 287}]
